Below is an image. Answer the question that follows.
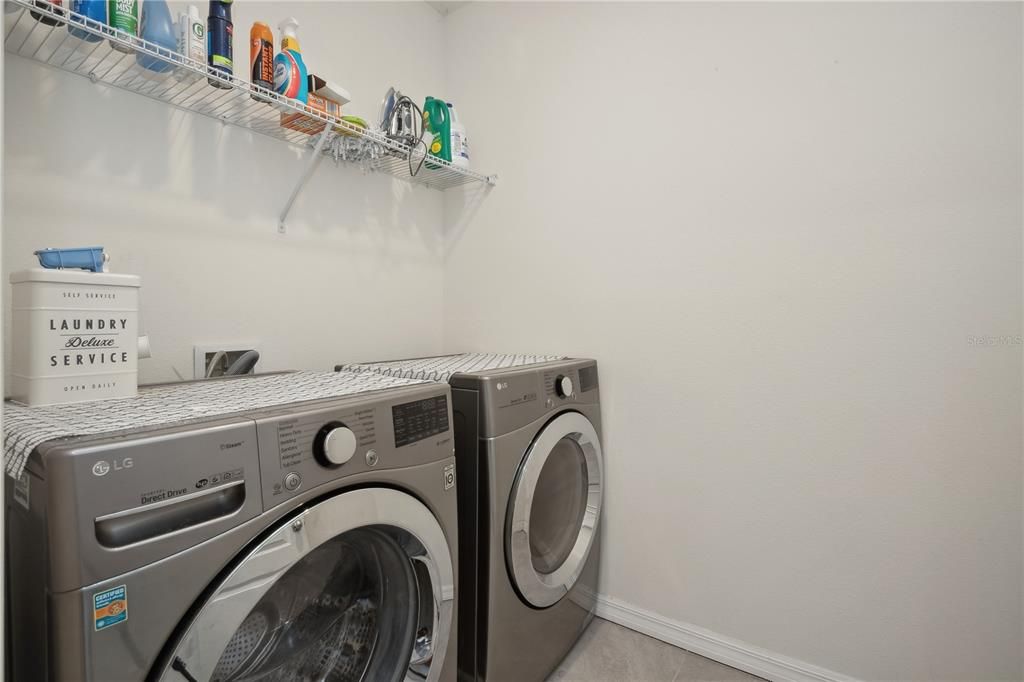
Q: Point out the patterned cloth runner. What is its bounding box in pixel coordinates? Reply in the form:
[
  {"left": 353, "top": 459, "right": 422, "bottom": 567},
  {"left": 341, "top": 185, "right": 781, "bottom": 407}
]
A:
[
  {"left": 4, "top": 371, "right": 427, "bottom": 479},
  {"left": 339, "top": 352, "right": 566, "bottom": 383}
]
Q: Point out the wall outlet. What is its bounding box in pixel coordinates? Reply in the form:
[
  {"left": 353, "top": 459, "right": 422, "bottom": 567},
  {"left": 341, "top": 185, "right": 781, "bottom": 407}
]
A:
[{"left": 193, "top": 343, "right": 262, "bottom": 379}]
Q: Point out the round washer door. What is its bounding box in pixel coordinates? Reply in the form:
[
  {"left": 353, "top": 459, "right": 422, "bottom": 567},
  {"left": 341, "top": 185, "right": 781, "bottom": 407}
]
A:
[
  {"left": 506, "top": 411, "right": 603, "bottom": 608},
  {"left": 158, "top": 488, "right": 454, "bottom": 682}
]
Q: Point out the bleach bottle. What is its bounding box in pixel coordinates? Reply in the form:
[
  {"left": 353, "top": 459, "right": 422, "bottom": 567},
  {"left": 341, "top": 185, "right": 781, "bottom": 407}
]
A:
[
  {"left": 423, "top": 97, "right": 451, "bottom": 169},
  {"left": 273, "top": 17, "right": 308, "bottom": 104},
  {"left": 448, "top": 103, "right": 470, "bottom": 169}
]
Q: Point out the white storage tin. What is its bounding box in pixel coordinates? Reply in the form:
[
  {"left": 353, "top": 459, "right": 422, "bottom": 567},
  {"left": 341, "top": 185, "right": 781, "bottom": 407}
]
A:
[{"left": 10, "top": 268, "right": 141, "bottom": 406}]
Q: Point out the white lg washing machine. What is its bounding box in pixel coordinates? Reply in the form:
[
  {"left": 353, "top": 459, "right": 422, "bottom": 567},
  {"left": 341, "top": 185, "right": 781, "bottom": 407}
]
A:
[
  {"left": 5, "top": 372, "right": 459, "bottom": 682},
  {"left": 339, "top": 355, "right": 604, "bottom": 682}
]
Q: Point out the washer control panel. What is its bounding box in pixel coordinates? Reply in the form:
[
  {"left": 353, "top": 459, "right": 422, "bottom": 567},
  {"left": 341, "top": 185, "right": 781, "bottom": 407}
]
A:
[
  {"left": 392, "top": 394, "right": 449, "bottom": 447},
  {"left": 255, "top": 386, "right": 454, "bottom": 510}
]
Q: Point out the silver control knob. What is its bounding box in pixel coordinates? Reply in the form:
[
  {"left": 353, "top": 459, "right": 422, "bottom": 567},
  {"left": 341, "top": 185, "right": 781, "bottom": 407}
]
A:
[
  {"left": 323, "top": 426, "right": 357, "bottom": 465},
  {"left": 315, "top": 422, "right": 358, "bottom": 467},
  {"left": 555, "top": 375, "right": 574, "bottom": 398}
]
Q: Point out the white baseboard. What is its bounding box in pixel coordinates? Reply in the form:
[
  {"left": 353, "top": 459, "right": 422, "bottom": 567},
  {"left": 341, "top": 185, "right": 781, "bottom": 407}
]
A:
[{"left": 594, "top": 594, "right": 859, "bottom": 682}]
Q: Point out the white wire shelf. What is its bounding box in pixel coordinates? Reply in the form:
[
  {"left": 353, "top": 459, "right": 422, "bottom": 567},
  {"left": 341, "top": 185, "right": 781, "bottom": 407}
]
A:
[{"left": 3, "top": 0, "right": 496, "bottom": 195}]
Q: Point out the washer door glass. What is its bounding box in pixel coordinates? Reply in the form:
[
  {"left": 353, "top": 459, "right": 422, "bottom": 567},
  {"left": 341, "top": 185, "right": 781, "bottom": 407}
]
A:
[
  {"left": 506, "top": 412, "right": 603, "bottom": 609},
  {"left": 212, "top": 527, "right": 414, "bottom": 681},
  {"left": 159, "top": 488, "right": 454, "bottom": 682}
]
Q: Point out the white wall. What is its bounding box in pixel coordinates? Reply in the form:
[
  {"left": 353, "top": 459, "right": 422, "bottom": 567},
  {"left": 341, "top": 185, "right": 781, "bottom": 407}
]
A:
[
  {"left": 3, "top": 3, "right": 1022, "bottom": 680},
  {"left": 442, "top": 3, "right": 1023, "bottom": 681},
  {"left": 4, "top": 1, "right": 448, "bottom": 383}
]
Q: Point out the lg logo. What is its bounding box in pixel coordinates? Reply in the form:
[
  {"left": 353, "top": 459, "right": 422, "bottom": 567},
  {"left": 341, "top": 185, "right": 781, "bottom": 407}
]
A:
[
  {"left": 496, "top": 381, "right": 509, "bottom": 391},
  {"left": 92, "top": 458, "right": 134, "bottom": 477}
]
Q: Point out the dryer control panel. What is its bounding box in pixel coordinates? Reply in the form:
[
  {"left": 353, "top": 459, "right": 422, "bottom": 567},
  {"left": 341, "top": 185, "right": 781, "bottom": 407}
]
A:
[
  {"left": 255, "top": 384, "right": 454, "bottom": 510},
  {"left": 542, "top": 364, "right": 598, "bottom": 404},
  {"left": 450, "top": 359, "right": 600, "bottom": 438}
]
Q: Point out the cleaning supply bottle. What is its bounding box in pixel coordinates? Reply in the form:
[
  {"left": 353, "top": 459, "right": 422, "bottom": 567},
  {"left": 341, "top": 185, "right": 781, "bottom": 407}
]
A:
[
  {"left": 136, "top": 0, "right": 176, "bottom": 77},
  {"left": 107, "top": 0, "right": 138, "bottom": 51},
  {"left": 423, "top": 97, "right": 451, "bottom": 168},
  {"left": 69, "top": 0, "right": 105, "bottom": 41},
  {"left": 176, "top": 5, "right": 205, "bottom": 79},
  {"left": 273, "top": 17, "right": 308, "bottom": 104},
  {"left": 249, "top": 21, "right": 274, "bottom": 98},
  {"left": 447, "top": 103, "right": 470, "bottom": 169},
  {"left": 207, "top": 0, "right": 233, "bottom": 88}
]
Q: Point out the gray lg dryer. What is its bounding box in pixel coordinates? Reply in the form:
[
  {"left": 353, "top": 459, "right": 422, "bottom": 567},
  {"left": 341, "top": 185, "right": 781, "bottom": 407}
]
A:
[
  {"left": 6, "top": 378, "right": 459, "bottom": 682},
  {"left": 338, "top": 355, "right": 604, "bottom": 682},
  {"left": 450, "top": 359, "right": 603, "bottom": 682}
]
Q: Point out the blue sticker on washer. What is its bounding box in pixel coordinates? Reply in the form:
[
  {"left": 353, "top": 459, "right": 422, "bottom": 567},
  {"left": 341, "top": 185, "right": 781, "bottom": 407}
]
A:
[{"left": 93, "top": 585, "right": 127, "bottom": 631}]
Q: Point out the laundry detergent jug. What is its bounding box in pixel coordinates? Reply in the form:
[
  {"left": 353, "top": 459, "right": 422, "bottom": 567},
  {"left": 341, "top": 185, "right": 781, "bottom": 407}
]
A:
[{"left": 423, "top": 96, "right": 451, "bottom": 169}]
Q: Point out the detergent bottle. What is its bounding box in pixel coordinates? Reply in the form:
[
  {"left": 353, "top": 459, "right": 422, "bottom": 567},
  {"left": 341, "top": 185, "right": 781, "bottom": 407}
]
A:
[
  {"left": 273, "top": 17, "right": 308, "bottom": 104},
  {"left": 423, "top": 97, "right": 451, "bottom": 169},
  {"left": 136, "top": 0, "right": 176, "bottom": 77}
]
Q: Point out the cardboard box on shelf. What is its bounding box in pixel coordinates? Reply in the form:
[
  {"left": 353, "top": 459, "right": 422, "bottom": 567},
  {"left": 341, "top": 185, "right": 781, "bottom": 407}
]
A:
[{"left": 280, "top": 93, "right": 344, "bottom": 135}]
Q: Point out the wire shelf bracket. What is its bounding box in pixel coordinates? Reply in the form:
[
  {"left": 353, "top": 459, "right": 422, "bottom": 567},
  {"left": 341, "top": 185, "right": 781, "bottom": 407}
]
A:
[{"left": 278, "top": 129, "right": 335, "bottom": 234}]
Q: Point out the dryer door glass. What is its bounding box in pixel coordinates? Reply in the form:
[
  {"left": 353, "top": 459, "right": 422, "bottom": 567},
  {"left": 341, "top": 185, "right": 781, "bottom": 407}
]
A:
[
  {"left": 158, "top": 488, "right": 455, "bottom": 682},
  {"left": 529, "top": 437, "right": 589, "bottom": 574},
  {"left": 506, "top": 411, "right": 604, "bottom": 609}
]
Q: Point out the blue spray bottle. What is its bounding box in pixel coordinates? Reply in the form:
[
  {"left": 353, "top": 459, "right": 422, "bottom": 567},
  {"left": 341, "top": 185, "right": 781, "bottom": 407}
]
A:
[
  {"left": 136, "top": 0, "right": 177, "bottom": 76},
  {"left": 273, "top": 17, "right": 307, "bottom": 104}
]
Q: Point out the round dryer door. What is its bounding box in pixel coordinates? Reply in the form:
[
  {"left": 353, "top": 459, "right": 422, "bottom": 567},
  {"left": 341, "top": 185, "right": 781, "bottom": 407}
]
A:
[
  {"left": 506, "top": 411, "right": 604, "bottom": 608},
  {"left": 157, "top": 488, "right": 454, "bottom": 682}
]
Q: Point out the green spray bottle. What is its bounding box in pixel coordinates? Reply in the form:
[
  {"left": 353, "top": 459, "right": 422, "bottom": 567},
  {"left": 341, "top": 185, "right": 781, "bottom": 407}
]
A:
[{"left": 423, "top": 97, "right": 451, "bottom": 169}]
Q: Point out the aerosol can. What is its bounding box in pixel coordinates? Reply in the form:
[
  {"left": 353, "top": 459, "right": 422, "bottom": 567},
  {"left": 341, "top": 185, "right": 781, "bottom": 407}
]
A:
[
  {"left": 207, "top": 0, "right": 233, "bottom": 88},
  {"left": 249, "top": 21, "right": 274, "bottom": 98}
]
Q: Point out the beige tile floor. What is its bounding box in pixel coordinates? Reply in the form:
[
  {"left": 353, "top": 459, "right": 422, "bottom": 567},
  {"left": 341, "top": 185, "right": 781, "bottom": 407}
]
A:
[{"left": 546, "top": 618, "right": 764, "bottom": 682}]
